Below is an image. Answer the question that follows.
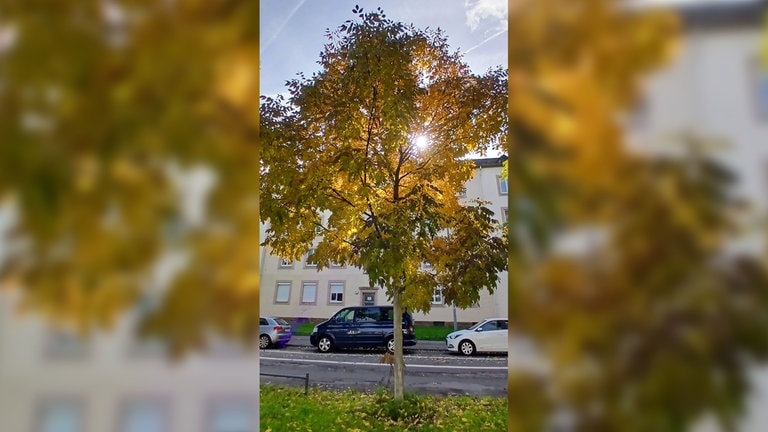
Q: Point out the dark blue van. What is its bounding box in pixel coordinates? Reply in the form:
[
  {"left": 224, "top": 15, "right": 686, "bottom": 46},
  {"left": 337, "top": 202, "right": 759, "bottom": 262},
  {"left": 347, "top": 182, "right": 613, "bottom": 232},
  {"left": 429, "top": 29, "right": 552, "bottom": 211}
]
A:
[{"left": 309, "top": 306, "right": 416, "bottom": 353}]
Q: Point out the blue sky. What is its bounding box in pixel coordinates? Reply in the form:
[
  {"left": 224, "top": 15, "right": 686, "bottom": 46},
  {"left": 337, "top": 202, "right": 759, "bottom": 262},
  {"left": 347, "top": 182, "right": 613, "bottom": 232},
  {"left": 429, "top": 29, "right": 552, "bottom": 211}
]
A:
[
  {"left": 259, "top": 0, "right": 508, "bottom": 96},
  {"left": 258, "top": 0, "right": 739, "bottom": 96}
]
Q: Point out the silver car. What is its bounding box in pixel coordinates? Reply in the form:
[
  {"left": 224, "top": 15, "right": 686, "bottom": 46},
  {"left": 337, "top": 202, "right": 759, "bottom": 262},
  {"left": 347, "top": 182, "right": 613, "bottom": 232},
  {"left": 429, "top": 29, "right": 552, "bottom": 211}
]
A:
[{"left": 259, "top": 317, "right": 292, "bottom": 349}]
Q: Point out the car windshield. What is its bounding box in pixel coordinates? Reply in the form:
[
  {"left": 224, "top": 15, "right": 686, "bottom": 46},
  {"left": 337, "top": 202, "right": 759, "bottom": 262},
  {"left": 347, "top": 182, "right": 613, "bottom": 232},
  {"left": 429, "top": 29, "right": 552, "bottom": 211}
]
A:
[{"left": 334, "top": 309, "right": 355, "bottom": 322}]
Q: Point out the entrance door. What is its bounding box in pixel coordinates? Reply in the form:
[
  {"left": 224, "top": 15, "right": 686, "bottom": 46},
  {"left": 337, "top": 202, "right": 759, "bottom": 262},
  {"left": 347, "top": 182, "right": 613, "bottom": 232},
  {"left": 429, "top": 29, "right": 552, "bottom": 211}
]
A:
[{"left": 360, "top": 290, "right": 376, "bottom": 306}]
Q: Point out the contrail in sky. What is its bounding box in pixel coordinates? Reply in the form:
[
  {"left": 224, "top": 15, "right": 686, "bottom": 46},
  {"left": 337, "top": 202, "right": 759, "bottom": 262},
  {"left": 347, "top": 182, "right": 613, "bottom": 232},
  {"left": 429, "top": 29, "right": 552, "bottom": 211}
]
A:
[
  {"left": 463, "top": 28, "right": 507, "bottom": 54},
  {"left": 262, "top": 0, "right": 308, "bottom": 53}
]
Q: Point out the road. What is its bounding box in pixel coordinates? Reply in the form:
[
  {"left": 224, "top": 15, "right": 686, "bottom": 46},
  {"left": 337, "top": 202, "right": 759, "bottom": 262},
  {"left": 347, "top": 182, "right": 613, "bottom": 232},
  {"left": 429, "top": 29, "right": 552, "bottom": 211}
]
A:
[{"left": 260, "top": 336, "right": 509, "bottom": 396}]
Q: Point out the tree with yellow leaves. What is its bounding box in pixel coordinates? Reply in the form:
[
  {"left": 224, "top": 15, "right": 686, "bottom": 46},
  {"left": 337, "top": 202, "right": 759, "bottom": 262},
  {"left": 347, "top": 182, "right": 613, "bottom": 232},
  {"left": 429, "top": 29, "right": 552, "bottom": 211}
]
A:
[{"left": 260, "top": 6, "right": 508, "bottom": 401}]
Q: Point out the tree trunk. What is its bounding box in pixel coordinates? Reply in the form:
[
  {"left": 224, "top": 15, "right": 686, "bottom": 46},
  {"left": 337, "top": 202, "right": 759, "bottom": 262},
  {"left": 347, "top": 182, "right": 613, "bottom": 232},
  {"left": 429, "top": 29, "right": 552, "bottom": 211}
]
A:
[{"left": 393, "top": 291, "right": 405, "bottom": 401}]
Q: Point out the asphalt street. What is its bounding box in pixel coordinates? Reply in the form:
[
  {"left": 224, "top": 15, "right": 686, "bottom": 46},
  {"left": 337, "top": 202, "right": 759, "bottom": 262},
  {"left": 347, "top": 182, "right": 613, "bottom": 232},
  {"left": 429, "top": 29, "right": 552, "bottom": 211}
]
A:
[{"left": 260, "top": 336, "right": 509, "bottom": 396}]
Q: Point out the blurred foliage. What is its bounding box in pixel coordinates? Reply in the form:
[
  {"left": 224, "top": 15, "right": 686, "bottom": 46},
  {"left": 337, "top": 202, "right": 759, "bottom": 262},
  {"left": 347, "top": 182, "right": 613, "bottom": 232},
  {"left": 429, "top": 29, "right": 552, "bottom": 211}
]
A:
[
  {"left": 507, "top": 372, "right": 552, "bottom": 432},
  {"left": 517, "top": 152, "right": 768, "bottom": 432},
  {"left": 507, "top": 1, "right": 768, "bottom": 431},
  {"left": 0, "top": 0, "right": 260, "bottom": 356},
  {"left": 506, "top": 0, "right": 679, "bottom": 256},
  {"left": 260, "top": 6, "right": 508, "bottom": 400}
]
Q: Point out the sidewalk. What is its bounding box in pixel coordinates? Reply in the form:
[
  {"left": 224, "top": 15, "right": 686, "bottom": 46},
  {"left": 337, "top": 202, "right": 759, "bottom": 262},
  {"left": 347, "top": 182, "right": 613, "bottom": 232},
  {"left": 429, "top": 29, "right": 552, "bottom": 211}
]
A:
[{"left": 288, "top": 336, "right": 446, "bottom": 352}]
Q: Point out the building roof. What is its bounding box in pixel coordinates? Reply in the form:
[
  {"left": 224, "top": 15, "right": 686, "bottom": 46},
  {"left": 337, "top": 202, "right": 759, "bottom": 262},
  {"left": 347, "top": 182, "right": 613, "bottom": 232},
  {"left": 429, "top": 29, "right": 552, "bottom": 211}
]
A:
[
  {"left": 472, "top": 155, "right": 508, "bottom": 168},
  {"left": 678, "top": 0, "right": 768, "bottom": 30}
]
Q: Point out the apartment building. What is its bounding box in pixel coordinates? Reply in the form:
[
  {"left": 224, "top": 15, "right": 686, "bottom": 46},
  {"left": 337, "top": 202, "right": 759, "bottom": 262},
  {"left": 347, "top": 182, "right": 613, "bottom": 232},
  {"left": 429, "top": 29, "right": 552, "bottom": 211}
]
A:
[
  {"left": 627, "top": 2, "right": 768, "bottom": 431},
  {"left": 259, "top": 156, "right": 510, "bottom": 326},
  {"left": 0, "top": 259, "right": 260, "bottom": 432},
  {"left": 629, "top": 0, "right": 768, "bottom": 217}
]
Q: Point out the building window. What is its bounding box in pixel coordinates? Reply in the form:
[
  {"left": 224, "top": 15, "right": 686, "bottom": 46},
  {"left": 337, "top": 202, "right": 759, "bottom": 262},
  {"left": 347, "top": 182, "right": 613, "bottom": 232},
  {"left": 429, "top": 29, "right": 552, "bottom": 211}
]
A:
[
  {"left": 501, "top": 207, "right": 509, "bottom": 223},
  {"left": 278, "top": 258, "right": 293, "bottom": 269},
  {"left": 305, "top": 248, "right": 317, "bottom": 268},
  {"left": 43, "top": 328, "right": 88, "bottom": 360},
  {"left": 627, "top": 95, "right": 649, "bottom": 129},
  {"left": 753, "top": 58, "right": 768, "bottom": 120},
  {"left": 119, "top": 398, "right": 169, "bottom": 432},
  {"left": 432, "top": 287, "right": 444, "bottom": 305},
  {"left": 206, "top": 398, "right": 256, "bottom": 432},
  {"left": 329, "top": 282, "right": 344, "bottom": 304},
  {"left": 330, "top": 261, "right": 344, "bottom": 269},
  {"left": 301, "top": 281, "right": 317, "bottom": 304},
  {"left": 275, "top": 282, "right": 291, "bottom": 304},
  {"left": 129, "top": 294, "right": 169, "bottom": 358},
  {"left": 162, "top": 218, "right": 183, "bottom": 244},
  {"left": 496, "top": 176, "right": 508, "bottom": 195},
  {"left": 207, "top": 335, "right": 246, "bottom": 358},
  {"left": 37, "top": 397, "right": 84, "bottom": 432},
  {"left": 758, "top": 74, "right": 768, "bottom": 119},
  {"left": 458, "top": 187, "right": 467, "bottom": 198}
]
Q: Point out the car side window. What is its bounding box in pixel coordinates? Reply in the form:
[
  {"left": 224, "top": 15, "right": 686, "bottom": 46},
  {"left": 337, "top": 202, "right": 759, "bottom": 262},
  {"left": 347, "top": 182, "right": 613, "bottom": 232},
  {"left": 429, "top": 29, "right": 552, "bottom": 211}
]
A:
[
  {"left": 355, "top": 308, "right": 378, "bottom": 322},
  {"left": 480, "top": 321, "right": 499, "bottom": 331},
  {"left": 499, "top": 320, "right": 508, "bottom": 330},
  {"left": 260, "top": 318, "right": 268, "bottom": 326},
  {"left": 380, "top": 309, "right": 394, "bottom": 321}
]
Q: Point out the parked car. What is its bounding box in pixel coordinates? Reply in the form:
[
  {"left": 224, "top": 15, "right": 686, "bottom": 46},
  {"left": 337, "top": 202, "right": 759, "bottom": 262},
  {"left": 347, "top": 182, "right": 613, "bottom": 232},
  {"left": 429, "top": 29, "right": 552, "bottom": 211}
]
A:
[
  {"left": 259, "top": 316, "right": 292, "bottom": 349},
  {"left": 446, "top": 318, "right": 508, "bottom": 356},
  {"left": 310, "top": 306, "right": 416, "bottom": 353}
]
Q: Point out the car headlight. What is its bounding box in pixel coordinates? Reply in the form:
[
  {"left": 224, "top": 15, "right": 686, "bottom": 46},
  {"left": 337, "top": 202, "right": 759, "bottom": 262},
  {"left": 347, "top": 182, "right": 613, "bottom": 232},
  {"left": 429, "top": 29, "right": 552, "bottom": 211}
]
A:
[
  {"left": 447, "top": 333, "right": 460, "bottom": 340},
  {"left": 311, "top": 326, "right": 318, "bottom": 335}
]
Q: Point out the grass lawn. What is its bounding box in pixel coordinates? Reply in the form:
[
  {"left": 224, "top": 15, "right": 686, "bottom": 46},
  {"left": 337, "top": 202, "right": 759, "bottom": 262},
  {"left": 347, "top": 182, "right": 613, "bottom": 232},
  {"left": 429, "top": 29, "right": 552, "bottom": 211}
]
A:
[
  {"left": 292, "top": 323, "right": 458, "bottom": 341},
  {"left": 260, "top": 385, "right": 507, "bottom": 432}
]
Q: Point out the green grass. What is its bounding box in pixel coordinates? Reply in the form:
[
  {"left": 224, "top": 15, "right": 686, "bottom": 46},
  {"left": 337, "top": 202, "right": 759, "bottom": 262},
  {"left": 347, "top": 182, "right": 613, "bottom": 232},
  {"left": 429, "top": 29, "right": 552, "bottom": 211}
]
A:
[
  {"left": 414, "top": 325, "right": 455, "bottom": 341},
  {"left": 260, "top": 385, "right": 507, "bottom": 432},
  {"left": 292, "top": 323, "right": 457, "bottom": 341},
  {"left": 292, "top": 323, "right": 316, "bottom": 336}
]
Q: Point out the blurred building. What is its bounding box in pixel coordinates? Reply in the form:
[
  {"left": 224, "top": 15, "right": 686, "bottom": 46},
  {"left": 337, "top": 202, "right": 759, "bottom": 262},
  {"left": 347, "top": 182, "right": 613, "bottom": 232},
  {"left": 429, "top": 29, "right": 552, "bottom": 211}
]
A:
[
  {"left": 259, "top": 156, "right": 510, "bottom": 326},
  {"left": 629, "top": 0, "right": 768, "bottom": 220},
  {"left": 627, "top": 1, "right": 768, "bottom": 431},
  {"left": 0, "top": 286, "right": 260, "bottom": 432}
]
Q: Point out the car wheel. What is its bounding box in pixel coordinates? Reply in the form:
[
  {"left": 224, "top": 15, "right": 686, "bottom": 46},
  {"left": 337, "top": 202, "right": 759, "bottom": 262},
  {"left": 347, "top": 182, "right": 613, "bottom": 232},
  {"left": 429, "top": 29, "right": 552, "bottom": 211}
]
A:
[
  {"left": 317, "top": 336, "right": 333, "bottom": 353},
  {"left": 386, "top": 337, "right": 395, "bottom": 354},
  {"left": 459, "top": 340, "right": 475, "bottom": 356},
  {"left": 259, "top": 334, "right": 271, "bottom": 349}
]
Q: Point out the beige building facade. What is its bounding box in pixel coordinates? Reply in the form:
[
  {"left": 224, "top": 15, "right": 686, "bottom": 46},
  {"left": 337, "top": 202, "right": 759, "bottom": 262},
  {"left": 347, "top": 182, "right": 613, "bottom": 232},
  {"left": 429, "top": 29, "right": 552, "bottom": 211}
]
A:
[
  {"left": 628, "top": 2, "right": 768, "bottom": 431},
  {"left": 0, "top": 287, "right": 260, "bottom": 432},
  {"left": 259, "top": 156, "right": 510, "bottom": 326}
]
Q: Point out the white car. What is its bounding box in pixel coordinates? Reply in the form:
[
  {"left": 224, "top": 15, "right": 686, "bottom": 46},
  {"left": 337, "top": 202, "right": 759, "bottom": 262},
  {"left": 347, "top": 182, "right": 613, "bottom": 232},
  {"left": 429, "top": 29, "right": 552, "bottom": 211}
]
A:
[{"left": 446, "top": 318, "right": 508, "bottom": 356}]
